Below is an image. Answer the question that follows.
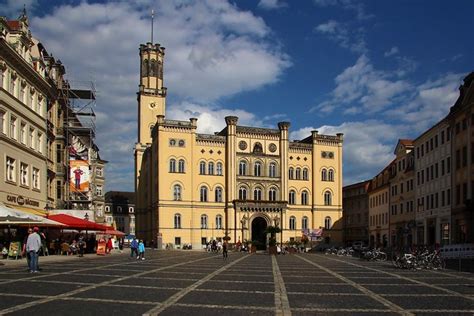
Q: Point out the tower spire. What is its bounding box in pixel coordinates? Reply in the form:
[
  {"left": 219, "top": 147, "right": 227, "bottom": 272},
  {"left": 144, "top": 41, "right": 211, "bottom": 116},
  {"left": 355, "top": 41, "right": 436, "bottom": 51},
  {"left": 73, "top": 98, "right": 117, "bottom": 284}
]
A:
[{"left": 151, "top": 9, "right": 154, "bottom": 44}]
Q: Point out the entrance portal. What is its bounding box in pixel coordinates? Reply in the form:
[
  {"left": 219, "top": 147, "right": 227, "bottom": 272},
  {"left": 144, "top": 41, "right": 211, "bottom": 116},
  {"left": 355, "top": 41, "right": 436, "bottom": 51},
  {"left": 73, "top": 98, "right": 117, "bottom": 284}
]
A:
[{"left": 251, "top": 217, "right": 267, "bottom": 250}]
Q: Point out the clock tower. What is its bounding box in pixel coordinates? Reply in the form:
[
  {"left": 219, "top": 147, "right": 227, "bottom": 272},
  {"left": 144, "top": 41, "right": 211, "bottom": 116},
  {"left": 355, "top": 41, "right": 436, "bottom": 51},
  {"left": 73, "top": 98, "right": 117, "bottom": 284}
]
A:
[{"left": 137, "top": 42, "right": 167, "bottom": 145}]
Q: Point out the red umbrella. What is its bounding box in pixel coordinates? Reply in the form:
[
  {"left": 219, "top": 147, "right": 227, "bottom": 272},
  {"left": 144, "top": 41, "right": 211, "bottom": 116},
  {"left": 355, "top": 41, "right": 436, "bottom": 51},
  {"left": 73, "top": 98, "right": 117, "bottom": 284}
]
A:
[{"left": 47, "top": 214, "right": 107, "bottom": 231}]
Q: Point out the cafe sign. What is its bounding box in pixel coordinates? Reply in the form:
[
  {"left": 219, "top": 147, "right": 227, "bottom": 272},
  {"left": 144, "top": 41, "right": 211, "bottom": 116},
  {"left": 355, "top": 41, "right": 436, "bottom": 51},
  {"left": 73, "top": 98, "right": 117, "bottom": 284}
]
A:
[{"left": 6, "top": 194, "right": 40, "bottom": 207}]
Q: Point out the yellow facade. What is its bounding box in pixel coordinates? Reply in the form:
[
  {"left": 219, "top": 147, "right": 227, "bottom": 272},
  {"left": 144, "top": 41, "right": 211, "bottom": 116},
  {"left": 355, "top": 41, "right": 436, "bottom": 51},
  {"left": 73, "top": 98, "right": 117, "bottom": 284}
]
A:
[{"left": 135, "top": 41, "right": 344, "bottom": 249}]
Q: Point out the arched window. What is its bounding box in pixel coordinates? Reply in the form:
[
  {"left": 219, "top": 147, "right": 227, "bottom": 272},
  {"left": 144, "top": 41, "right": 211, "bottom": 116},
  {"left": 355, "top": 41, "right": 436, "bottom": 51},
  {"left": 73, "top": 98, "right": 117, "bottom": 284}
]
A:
[
  {"left": 216, "top": 162, "right": 223, "bottom": 175},
  {"left": 269, "top": 163, "right": 277, "bottom": 177},
  {"left": 141, "top": 59, "right": 149, "bottom": 76},
  {"left": 215, "top": 187, "right": 223, "bottom": 202},
  {"left": 321, "top": 168, "right": 327, "bottom": 181},
  {"left": 239, "top": 160, "right": 247, "bottom": 176},
  {"left": 289, "top": 167, "right": 294, "bottom": 179},
  {"left": 289, "top": 190, "right": 296, "bottom": 204},
  {"left": 254, "top": 188, "right": 262, "bottom": 201},
  {"left": 296, "top": 168, "right": 301, "bottom": 180},
  {"left": 208, "top": 162, "right": 214, "bottom": 175},
  {"left": 301, "top": 190, "right": 308, "bottom": 205},
  {"left": 328, "top": 169, "right": 334, "bottom": 182},
  {"left": 200, "top": 186, "right": 208, "bottom": 202},
  {"left": 150, "top": 59, "right": 156, "bottom": 76},
  {"left": 269, "top": 187, "right": 277, "bottom": 201},
  {"left": 302, "top": 216, "right": 308, "bottom": 230},
  {"left": 216, "top": 215, "right": 223, "bottom": 229},
  {"left": 289, "top": 216, "right": 296, "bottom": 230},
  {"left": 200, "top": 214, "right": 208, "bottom": 229},
  {"left": 178, "top": 159, "right": 185, "bottom": 173},
  {"left": 169, "top": 159, "right": 176, "bottom": 173},
  {"left": 303, "top": 168, "right": 309, "bottom": 180},
  {"left": 254, "top": 161, "right": 262, "bottom": 177},
  {"left": 174, "top": 214, "right": 181, "bottom": 229},
  {"left": 324, "top": 191, "right": 332, "bottom": 206},
  {"left": 253, "top": 142, "right": 263, "bottom": 153},
  {"left": 199, "top": 161, "right": 206, "bottom": 175},
  {"left": 173, "top": 185, "right": 182, "bottom": 201},
  {"left": 325, "top": 216, "right": 332, "bottom": 229},
  {"left": 239, "top": 187, "right": 247, "bottom": 200}
]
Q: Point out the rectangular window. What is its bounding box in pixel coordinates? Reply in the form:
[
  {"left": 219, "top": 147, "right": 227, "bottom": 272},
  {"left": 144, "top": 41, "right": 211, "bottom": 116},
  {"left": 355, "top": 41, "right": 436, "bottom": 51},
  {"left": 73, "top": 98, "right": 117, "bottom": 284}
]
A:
[
  {"left": 456, "top": 185, "right": 461, "bottom": 205},
  {"left": 6, "top": 157, "right": 16, "bottom": 182},
  {"left": 32, "top": 167, "right": 40, "bottom": 190},
  {"left": 441, "top": 191, "right": 445, "bottom": 207},
  {"left": 430, "top": 138, "right": 434, "bottom": 151},
  {"left": 456, "top": 122, "right": 460, "bottom": 134},
  {"left": 37, "top": 132, "right": 42, "bottom": 153},
  {"left": 462, "top": 146, "right": 467, "bottom": 167},
  {"left": 456, "top": 150, "right": 461, "bottom": 169},
  {"left": 447, "top": 157, "right": 451, "bottom": 173},
  {"left": 0, "top": 109, "right": 5, "bottom": 134},
  {"left": 175, "top": 237, "right": 181, "bottom": 246},
  {"left": 426, "top": 141, "right": 429, "bottom": 153},
  {"left": 20, "top": 162, "right": 28, "bottom": 186},
  {"left": 447, "top": 127, "right": 451, "bottom": 141},
  {"left": 421, "top": 170, "right": 424, "bottom": 184},
  {"left": 441, "top": 130, "right": 445, "bottom": 144},
  {"left": 447, "top": 189, "right": 451, "bottom": 205},
  {"left": 400, "top": 203, "right": 404, "bottom": 214},
  {"left": 435, "top": 135, "right": 438, "bottom": 148},
  {"left": 10, "top": 115, "right": 17, "bottom": 139},
  {"left": 463, "top": 182, "right": 467, "bottom": 202},
  {"left": 441, "top": 160, "right": 445, "bottom": 176},
  {"left": 29, "top": 127, "right": 35, "bottom": 148},
  {"left": 430, "top": 165, "right": 434, "bottom": 180},
  {"left": 417, "top": 147, "right": 420, "bottom": 159},
  {"left": 421, "top": 144, "right": 424, "bottom": 156},
  {"left": 56, "top": 180, "right": 62, "bottom": 199},
  {"left": 96, "top": 185, "right": 103, "bottom": 196},
  {"left": 9, "top": 74, "right": 15, "bottom": 95},
  {"left": 20, "top": 122, "right": 26, "bottom": 144},
  {"left": 435, "top": 163, "right": 438, "bottom": 178}
]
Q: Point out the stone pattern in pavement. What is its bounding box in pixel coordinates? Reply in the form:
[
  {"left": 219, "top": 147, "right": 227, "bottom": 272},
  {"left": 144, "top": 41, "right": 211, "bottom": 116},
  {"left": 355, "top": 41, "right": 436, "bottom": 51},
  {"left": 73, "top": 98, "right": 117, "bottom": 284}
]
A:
[{"left": 0, "top": 251, "right": 472, "bottom": 315}]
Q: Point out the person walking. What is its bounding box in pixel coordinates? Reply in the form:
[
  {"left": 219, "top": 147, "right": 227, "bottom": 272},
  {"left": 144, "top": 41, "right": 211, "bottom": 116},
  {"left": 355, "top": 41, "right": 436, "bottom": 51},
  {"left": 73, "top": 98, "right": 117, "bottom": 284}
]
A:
[
  {"left": 130, "top": 237, "right": 139, "bottom": 259},
  {"left": 138, "top": 240, "right": 145, "bottom": 260},
  {"left": 222, "top": 241, "right": 228, "bottom": 260},
  {"left": 78, "top": 237, "right": 86, "bottom": 257},
  {"left": 26, "top": 227, "right": 42, "bottom": 273}
]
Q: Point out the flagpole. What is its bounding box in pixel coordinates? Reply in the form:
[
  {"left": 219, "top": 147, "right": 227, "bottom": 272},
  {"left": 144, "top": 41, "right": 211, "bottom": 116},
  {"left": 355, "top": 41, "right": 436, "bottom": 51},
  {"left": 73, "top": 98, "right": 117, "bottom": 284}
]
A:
[{"left": 151, "top": 9, "right": 154, "bottom": 44}]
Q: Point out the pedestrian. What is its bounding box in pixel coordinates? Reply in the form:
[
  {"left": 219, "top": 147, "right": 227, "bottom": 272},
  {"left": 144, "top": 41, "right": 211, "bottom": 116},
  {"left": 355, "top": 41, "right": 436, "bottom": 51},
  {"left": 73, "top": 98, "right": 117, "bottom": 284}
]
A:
[
  {"left": 26, "top": 227, "right": 42, "bottom": 273},
  {"left": 222, "top": 241, "right": 228, "bottom": 260},
  {"left": 130, "top": 237, "right": 139, "bottom": 259},
  {"left": 22, "top": 228, "right": 33, "bottom": 271},
  {"left": 78, "top": 237, "right": 86, "bottom": 257},
  {"left": 106, "top": 238, "right": 113, "bottom": 254},
  {"left": 138, "top": 240, "right": 145, "bottom": 260}
]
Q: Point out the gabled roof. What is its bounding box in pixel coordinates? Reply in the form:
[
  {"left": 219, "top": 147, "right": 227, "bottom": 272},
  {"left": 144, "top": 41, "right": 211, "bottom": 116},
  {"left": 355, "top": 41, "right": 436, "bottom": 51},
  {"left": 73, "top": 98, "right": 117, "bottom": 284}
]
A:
[
  {"left": 6, "top": 20, "right": 20, "bottom": 30},
  {"left": 394, "top": 139, "right": 414, "bottom": 154}
]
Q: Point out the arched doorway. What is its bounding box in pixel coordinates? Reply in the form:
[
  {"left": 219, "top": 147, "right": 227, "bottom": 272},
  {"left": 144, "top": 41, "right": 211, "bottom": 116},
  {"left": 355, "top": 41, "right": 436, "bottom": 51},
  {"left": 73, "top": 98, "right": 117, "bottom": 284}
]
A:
[{"left": 251, "top": 217, "right": 267, "bottom": 250}]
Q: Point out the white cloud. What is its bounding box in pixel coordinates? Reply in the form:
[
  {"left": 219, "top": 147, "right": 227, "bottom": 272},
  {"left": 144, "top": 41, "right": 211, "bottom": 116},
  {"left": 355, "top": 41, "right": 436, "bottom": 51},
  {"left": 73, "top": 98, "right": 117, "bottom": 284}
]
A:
[
  {"left": 314, "top": 20, "right": 367, "bottom": 53},
  {"left": 311, "top": 55, "right": 412, "bottom": 114},
  {"left": 384, "top": 46, "right": 399, "bottom": 57},
  {"left": 291, "top": 120, "right": 401, "bottom": 185},
  {"left": 258, "top": 0, "right": 288, "bottom": 10},
  {"left": 29, "top": 0, "right": 290, "bottom": 191}
]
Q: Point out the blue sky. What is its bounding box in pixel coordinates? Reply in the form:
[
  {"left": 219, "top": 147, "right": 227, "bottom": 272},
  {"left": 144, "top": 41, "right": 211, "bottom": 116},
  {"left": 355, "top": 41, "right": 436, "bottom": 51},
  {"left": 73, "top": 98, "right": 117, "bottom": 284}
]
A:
[{"left": 2, "top": 0, "right": 473, "bottom": 191}]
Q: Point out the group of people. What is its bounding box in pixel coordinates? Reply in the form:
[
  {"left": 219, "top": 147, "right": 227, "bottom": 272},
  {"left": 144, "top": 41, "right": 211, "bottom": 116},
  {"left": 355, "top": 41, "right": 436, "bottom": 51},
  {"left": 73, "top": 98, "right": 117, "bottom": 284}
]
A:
[
  {"left": 205, "top": 239, "right": 228, "bottom": 259},
  {"left": 130, "top": 237, "right": 146, "bottom": 260}
]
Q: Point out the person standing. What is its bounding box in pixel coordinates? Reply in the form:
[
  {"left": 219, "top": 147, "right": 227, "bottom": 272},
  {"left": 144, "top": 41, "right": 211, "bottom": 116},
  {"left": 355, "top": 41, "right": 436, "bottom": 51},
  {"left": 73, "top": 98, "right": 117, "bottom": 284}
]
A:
[
  {"left": 138, "top": 240, "right": 145, "bottom": 260},
  {"left": 78, "top": 237, "right": 86, "bottom": 257},
  {"left": 26, "top": 227, "right": 42, "bottom": 273},
  {"left": 106, "top": 238, "right": 113, "bottom": 254},
  {"left": 130, "top": 237, "right": 139, "bottom": 259},
  {"left": 22, "top": 228, "right": 33, "bottom": 271},
  {"left": 222, "top": 241, "right": 228, "bottom": 260}
]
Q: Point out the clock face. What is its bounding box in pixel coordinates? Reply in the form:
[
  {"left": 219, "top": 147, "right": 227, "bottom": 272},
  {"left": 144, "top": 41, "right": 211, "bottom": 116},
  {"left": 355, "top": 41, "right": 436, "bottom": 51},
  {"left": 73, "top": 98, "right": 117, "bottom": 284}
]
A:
[{"left": 149, "top": 102, "right": 156, "bottom": 109}]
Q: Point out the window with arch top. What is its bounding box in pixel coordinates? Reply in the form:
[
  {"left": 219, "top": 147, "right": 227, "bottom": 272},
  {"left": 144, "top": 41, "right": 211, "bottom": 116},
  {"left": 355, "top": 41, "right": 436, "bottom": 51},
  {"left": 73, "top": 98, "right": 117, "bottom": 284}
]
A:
[
  {"left": 215, "top": 186, "right": 223, "bottom": 202},
  {"left": 303, "top": 168, "right": 309, "bottom": 180},
  {"left": 254, "top": 188, "right": 262, "bottom": 201},
  {"left": 254, "top": 161, "right": 262, "bottom": 177},
  {"left": 324, "top": 191, "right": 332, "bottom": 206},
  {"left": 239, "top": 160, "right": 247, "bottom": 176},
  {"left": 321, "top": 168, "right": 327, "bottom": 181},
  {"left": 289, "top": 167, "right": 294, "bottom": 179},
  {"left": 169, "top": 159, "right": 176, "bottom": 173},
  {"left": 239, "top": 187, "right": 247, "bottom": 200},
  {"left": 173, "top": 184, "right": 182, "bottom": 201},
  {"left": 199, "top": 161, "right": 206, "bottom": 175},
  {"left": 269, "top": 187, "right": 277, "bottom": 201},
  {"left": 216, "top": 215, "right": 223, "bottom": 229},
  {"left": 328, "top": 169, "right": 334, "bottom": 182},
  {"left": 200, "top": 214, "right": 208, "bottom": 229},
  {"left": 289, "top": 216, "right": 296, "bottom": 230},
  {"left": 302, "top": 216, "right": 308, "bottom": 230},
  {"left": 301, "top": 190, "right": 308, "bottom": 205},
  {"left": 253, "top": 142, "right": 263, "bottom": 153},
  {"left": 289, "top": 190, "right": 296, "bottom": 204},
  {"left": 178, "top": 159, "right": 185, "bottom": 173},
  {"left": 324, "top": 216, "right": 332, "bottom": 229},
  {"left": 200, "top": 186, "right": 208, "bottom": 202},
  {"left": 216, "top": 162, "right": 223, "bottom": 175},
  {"left": 208, "top": 162, "right": 214, "bottom": 175},
  {"left": 296, "top": 168, "right": 301, "bottom": 180},
  {"left": 269, "top": 162, "right": 277, "bottom": 177}
]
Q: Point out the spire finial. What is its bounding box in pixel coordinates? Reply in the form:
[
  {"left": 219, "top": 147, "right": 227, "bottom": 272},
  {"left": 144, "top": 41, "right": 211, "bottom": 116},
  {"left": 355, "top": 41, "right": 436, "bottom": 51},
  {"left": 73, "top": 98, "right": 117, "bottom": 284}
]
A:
[{"left": 151, "top": 9, "right": 154, "bottom": 44}]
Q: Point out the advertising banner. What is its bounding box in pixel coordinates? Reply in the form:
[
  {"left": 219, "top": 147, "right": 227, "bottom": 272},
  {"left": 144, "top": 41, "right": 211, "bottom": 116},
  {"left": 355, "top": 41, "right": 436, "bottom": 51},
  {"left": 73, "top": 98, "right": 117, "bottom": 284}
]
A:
[
  {"left": 97, "top": 238, "right": 106, "bottom": 255},
  {"left": 69, "top": 160, "right": 90, "bottom": 192}
]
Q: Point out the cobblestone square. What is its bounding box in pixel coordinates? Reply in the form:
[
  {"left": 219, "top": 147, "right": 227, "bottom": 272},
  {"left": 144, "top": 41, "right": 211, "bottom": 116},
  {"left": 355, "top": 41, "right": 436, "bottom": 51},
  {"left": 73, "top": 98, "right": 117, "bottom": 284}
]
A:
[{"left": 0, "top": 251, "right": 473, "bottom": 315}]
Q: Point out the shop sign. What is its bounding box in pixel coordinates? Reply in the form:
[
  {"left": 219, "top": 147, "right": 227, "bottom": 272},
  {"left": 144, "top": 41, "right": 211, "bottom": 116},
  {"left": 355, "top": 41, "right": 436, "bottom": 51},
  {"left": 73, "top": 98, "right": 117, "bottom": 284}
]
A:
[{"left": 6, "top": 195, "right": 40, "bottom": 207}]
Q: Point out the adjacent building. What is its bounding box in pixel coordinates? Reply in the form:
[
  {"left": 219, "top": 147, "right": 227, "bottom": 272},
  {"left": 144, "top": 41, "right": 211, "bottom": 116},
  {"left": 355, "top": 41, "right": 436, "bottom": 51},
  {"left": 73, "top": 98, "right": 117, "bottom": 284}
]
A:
[
  {"left": 135, "top": 41, "right": 344, "bottom": 249},
  {"left": 342, "top": 180, "right": 370, "bottom": 245},
  {"left": 104, "top": 191, "right": 135, "bottom": 235},
  {"left": 368, "top": 163, "right": 392, "bottom": 248},
  {"left": 0, "top": 11, "right": 106, "bottom": 221}
]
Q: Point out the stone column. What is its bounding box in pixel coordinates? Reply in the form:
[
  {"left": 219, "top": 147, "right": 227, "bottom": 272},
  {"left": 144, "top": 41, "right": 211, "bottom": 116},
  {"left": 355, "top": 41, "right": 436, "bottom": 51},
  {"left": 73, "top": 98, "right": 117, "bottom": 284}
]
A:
[
  {"left": 278, "top": 122, "right": 290, "bottom": 236},
  {"left": 311, "top": 130, "right": 318, "bottom": 228},
  {"left": 225, "top": 116, "right": 238, "bottom": 240}
]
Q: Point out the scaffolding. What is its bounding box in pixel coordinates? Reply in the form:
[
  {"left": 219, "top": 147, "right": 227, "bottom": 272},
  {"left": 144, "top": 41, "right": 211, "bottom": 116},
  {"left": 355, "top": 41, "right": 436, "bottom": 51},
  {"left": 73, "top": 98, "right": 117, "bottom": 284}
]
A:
[{"left": 57, "top": 78, "right": 98, "bottom": 210}]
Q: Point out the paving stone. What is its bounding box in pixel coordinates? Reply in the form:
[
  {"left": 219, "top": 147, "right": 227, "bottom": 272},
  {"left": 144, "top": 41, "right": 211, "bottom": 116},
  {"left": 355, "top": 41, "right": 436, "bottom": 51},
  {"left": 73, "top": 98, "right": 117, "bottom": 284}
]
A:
[
  {"left": 75, "top": 285, "right": 178, "bottom": 302},
  {"left": 364, "top": 284, "right": 446, "bottom": 295},
  {"left": 114, "top": 277, "right": 196, "bottom": 288},
  {"left": 383, "top": 296, "right": 474, "bottom": 310},
  {"left": 0, "top": 280, "right": 83, "bottom": 295},
  {"left": 177, "top": 290, "right": 275, "bottom": 307},
  {"left": 0, "top": 295, "right": 42, "bottom": 309},
  {"left": 288, "top": 293, "right": 389, "bottom": 309},
  {"left": 161, "top": 306, "right": 274, "bottom": 316},
  {"left": 197, "top": 280, "right": 274, "bottom": 292},
  {"left": 285, "top": 283, "right": 363, "bottom": 294}
]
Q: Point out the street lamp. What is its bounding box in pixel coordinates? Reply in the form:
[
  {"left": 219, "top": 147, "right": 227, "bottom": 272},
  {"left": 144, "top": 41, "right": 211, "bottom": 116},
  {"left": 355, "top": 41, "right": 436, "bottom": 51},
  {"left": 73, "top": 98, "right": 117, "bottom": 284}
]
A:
[{"left": 84, "top": 213, "right": 89, "bottom": 221}]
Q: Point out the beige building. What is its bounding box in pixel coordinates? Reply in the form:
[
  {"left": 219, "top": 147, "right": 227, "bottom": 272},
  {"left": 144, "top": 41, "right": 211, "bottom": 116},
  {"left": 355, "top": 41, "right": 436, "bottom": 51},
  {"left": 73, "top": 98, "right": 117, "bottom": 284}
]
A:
[
  {"left": 414, "top": 120, "right": 452, "bottom": 246},
  {"left": 105, "top": 191, "right": 136, "bottom": 235},
  {"left": 135, "top": 41, "right": 344, "bottom": 249},
  {"left": 447, "top": 72, "right": 474, "bottom": 243},
  {"left": 0, "top": 12, "right": 106, "bottom": 222},
  {"left": 389, "top": 140, "right": 415, "bottom": 248},
  {"left": 342, "top": 180, "right": 370, "bottom": 245},
  {"left": 368, "top": 163, "right": 392, "bottom": 248}
]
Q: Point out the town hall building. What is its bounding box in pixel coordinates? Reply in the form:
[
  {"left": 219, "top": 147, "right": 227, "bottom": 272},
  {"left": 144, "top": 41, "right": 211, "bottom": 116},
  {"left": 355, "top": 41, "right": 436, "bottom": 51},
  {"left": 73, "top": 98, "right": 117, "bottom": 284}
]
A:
[{"left": 135, "top": 40, "right": 344, "bottom": 250}]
